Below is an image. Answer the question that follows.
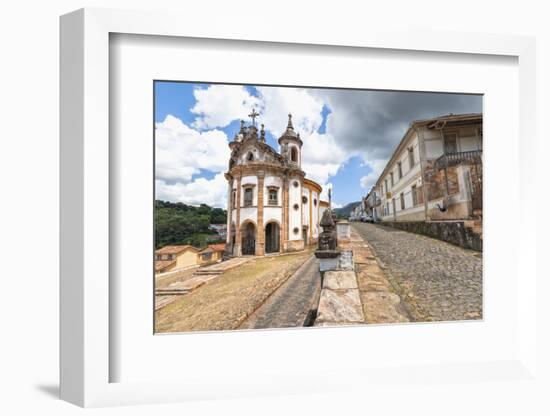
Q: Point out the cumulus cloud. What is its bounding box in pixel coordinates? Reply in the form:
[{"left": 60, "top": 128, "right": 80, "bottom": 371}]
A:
[
  {"left": 157, "top": 83, "right": 481, "bottom": 206},
  {"left": 319, "top": 182, "right": 333, "bottom": 204},
  {"left": 155, "top": 115, "right": 230, "bottom": 182},
  {"left": 359, "top": 159, "right": 387, "bottom": 191},
  {"left": 155, "top": 173, "right": 228, "bottom": 208},
  {"left": 255, "top": 86, "right": 325, "bottom": 136},
  {"left": 191, "top": 85, "right": 261, "bottom": 130},
  {"left": 315, "top": 89, "right": 482, "bottom": 161}
]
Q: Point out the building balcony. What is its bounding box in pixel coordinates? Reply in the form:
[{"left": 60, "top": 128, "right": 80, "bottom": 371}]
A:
[{"left": 434, "top": 150, "right": 482, "bottom": 171}]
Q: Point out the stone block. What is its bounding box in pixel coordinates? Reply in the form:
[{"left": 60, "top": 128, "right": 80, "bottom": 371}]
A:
[
  {"left": 336, "top": 221, "right": 351, "bottom": 241},
  {"left": 337, "top": 250, "right": 354, "bottom": 271},
  {"left": 323, "top": 271, "right": 358, "bottom": 289},
  {"left": 360, "top": 291, "right": 409, "bottom": 324},
  {"left": 316, "top": 289, "right": 364, "bottom": 323},
  {"left": 319, "top": 257, "right": 339, "bottom": 272}
]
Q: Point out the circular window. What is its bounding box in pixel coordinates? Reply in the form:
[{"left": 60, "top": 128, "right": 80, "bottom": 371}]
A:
[
  {"left": 302, "top": 196, "right": 308, "bottom": 204},
  {"left": 293, "top": 203, "right": 299, "bottom": 210},
  {"left": 313, "top": 199, "right": 318, "bottom": 206},
  {"left": 293, "top": 181, "right": 299, "bottom": 188},
  {"left": 293, "top": 227, "right": 299, "bottom": 235}
]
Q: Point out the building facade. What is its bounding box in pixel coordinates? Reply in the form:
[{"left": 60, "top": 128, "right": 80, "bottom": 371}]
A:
[
  {"left": 376, "top": 113, "right": 482, "bottom": 222},
  {"left": 154, "top": 245, "right": 200, "bottom": 274},
  {"left": 225, "top": 113, "right": 326, "bottom": 257},
  {"left": 365, "top": 188, "right": 381, "bottom": 221}
]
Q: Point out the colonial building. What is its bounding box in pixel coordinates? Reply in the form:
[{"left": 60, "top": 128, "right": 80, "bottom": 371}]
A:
[
  {"left": 154, "top": 245, "right": 200, "bottom": 274},
  {"left": 224, "top": 111, "right": 326, "bottom": 256},
  {"left": 364, "top": 187, "right": 381, "bottom": 221},
  {"left": 375, "top": 113, "right": 482, "bottom": 222}
]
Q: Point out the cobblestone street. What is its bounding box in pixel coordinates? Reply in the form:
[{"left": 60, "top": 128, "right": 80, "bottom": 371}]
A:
[{"left": 352, "top": 222, "right": 482, "bottom": 322}]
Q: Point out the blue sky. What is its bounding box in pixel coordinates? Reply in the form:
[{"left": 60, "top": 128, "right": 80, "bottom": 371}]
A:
[{"left": 154, "top": 82, "right": 482, "bottom": 208}]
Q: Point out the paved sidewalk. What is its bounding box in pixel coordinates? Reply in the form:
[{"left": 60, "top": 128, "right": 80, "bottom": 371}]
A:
[
  {"left": 347, "top": 229, "right": 410, "bottom": 324},
  {"left": 352, "top": 222, "right": 482, "bottom": 322},
  {"left": 239, "top": 255, "right": 321, "bottom": 329}
]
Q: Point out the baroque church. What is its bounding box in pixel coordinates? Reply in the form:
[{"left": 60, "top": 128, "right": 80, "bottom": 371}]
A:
[{"left": 225, "top": 110, "right": 329, "bottom": 257}]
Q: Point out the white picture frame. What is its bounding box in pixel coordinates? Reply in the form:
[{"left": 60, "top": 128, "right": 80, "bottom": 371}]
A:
[{"left": 60, "top": 7, "right": 538, "bottom": 408}]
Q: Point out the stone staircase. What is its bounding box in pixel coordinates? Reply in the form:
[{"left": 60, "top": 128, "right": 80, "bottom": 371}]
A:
[{"left": 193, "top": 268, "right": 224, "bottom": 276}]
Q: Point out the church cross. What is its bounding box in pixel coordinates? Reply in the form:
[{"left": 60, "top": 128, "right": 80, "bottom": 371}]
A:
[{"left": 248, "top": 108, "right": 260, "bottom": 127}]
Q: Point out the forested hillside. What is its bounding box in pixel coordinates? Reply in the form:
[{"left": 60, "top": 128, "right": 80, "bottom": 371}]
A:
[
  {"left": 155, "top": 200, "right": 227, "bottom": 249},
  {"left": 333, "top": 201, "right": 361, "bottom": 219}
]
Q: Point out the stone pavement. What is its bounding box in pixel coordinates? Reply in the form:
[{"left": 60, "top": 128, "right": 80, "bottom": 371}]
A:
[
  {"left": 352, "top": 222, "right": 482, "bottom": 322},
  {"left": 346, "top": 230, "right": 410, "bottom": 324},
  {"left": 315, "top": 270, "right": 365, "bottom": 326},
  {"left": 238, "top": 255, "right": 321, "bottom": 329}
]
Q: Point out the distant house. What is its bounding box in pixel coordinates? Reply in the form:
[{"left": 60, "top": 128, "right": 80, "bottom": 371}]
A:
[
  {"left": 198, "top": 243, "right": 226, "bottom": 265},
  {"left": 209, "top": 224, "right": 228, "bottom": 240},
  {"left": 154, "top": 245, "right": 200, "bottom": 274}
]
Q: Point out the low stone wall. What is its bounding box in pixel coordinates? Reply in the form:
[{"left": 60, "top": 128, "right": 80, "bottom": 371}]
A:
[{"left": 380, "top": 220, "right": 482, "bottom": 252}]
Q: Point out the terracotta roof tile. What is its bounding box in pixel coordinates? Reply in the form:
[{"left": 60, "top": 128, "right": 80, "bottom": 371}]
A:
[
  {"left": 155, "top": 260, "right": 175, "bottom": 271},
  {"left": 155, "top": 245, "right": 199, "bottom": 255}
]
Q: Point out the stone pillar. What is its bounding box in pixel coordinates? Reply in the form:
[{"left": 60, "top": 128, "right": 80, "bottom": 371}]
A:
[
  {"left": 309, "top": 188, "right": 313, "bottom": 242},
  {"left": 234, "top": 175, "right": 242, "bottom": 256},
  {"left": 256, "top": 171, "right": 265, "bottom": 256},
  {"left": 280, "top": 176, "right": 288, "bottom": 253},
  {"left": 416, "top": 127, "right": 430, "bottom": 221},
  {"left": 225, "top": 179, "right": 233, "bottom": 254}
]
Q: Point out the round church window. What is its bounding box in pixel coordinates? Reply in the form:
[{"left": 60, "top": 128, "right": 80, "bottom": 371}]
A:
[
  {"left": 293, "top": 203, "right": 299, "bottom": 210},
  {"left": 302, "top": 196, "right": 307, "bottom": 204},
  {"left": 293, "top": 181, "right": 299, "bottom": 188},
  {"left": 293, "top": 227, "right": 299, "bottom": 234}
]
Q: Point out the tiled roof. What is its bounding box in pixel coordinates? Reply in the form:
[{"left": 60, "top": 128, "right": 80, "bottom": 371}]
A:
[
  {"left": 155, "top": 245, "right": 198, "bottom": 255},
  {"left": 155, "top": 260, "right": 175, "bottom": 271},
  {"left": 200, "top": 243, "right": 226, "bottom": 253},
  {"left": 413, "top": 112, "right": 482, "bottom": 127}
]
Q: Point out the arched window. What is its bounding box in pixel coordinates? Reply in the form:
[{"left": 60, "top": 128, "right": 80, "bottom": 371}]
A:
[
  {"left": 247, "top": 152, "right": 254, "bottom": 161},
  {"left": 290, "top": 147, "right": 297, "bottom": 162}
]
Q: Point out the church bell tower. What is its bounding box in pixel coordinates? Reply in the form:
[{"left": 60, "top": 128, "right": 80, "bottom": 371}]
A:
[{"left": 278, "top": 113, "right": 303, "bottom": 168}]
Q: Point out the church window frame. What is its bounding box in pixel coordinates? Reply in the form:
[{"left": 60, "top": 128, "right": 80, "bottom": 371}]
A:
[
  {"left": 267, "top": 187, "right": 279, "bottom": 206},
  {"left": 243, "top": 187, "right": 254, "bottom": 207}
]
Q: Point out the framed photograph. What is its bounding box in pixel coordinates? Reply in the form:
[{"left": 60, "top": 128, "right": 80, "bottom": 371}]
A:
[
  {"left": 60, "top": 8, "right": 538, "bottom": 408},
  {"left": 152, "top": 81, "right": 483, "bottom": 334}
]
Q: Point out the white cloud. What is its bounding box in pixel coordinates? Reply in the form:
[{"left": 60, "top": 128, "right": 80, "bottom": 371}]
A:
[
  {"left": 155, "top": 173, "right": 228, "bottom": 208},
  {"left": 155, "top": 115, "right": 230, "bottom": 183},
  {"left": 319, "top": 182, "right": 333, "bottom": 203},
  {"left": 191, "top": 85, "right": 261, "bottom": 130},
  {"left": 359, "top": 159, "right": 387, "bottom": 190},
  {"left": 256, "top": 87, "right": 324, "bottom": 136}
]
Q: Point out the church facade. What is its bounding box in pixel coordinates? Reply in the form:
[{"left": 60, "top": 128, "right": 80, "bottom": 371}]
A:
[{"left": 224, "top": 112, "right": 327, "bottom": 257}]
